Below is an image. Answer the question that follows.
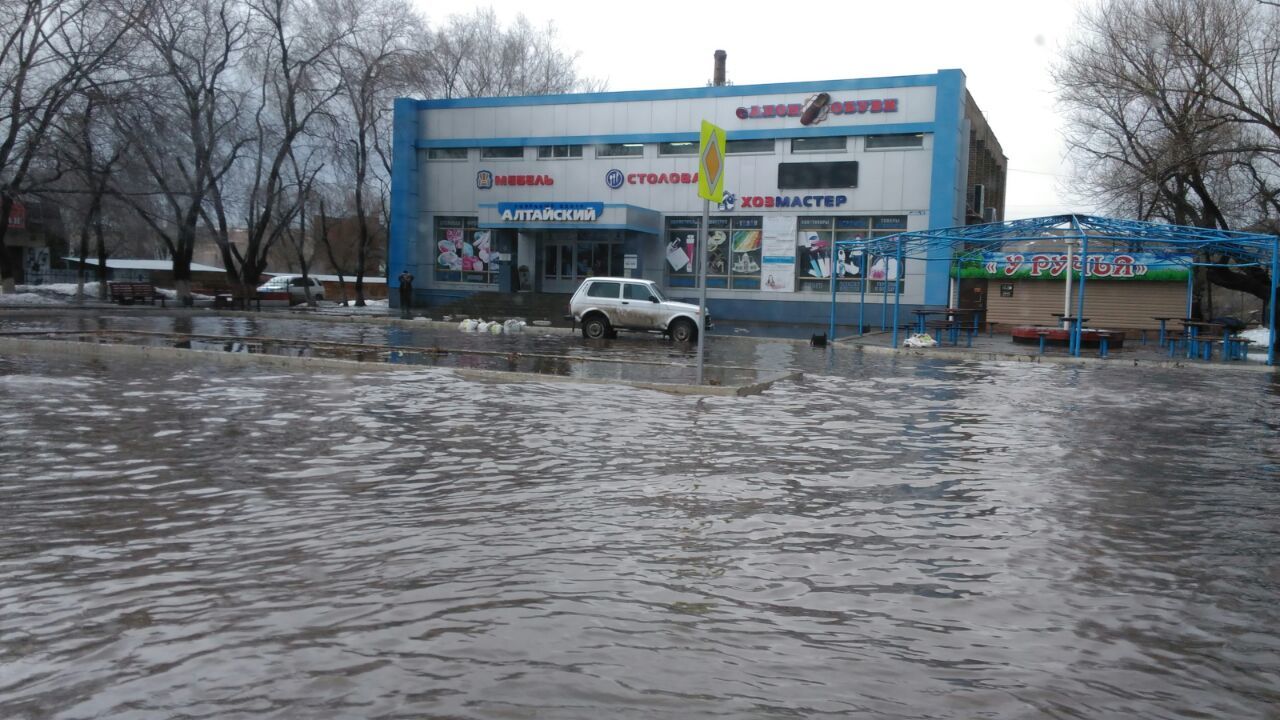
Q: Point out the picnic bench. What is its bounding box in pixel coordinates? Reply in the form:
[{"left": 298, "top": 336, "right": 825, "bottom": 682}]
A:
[{"left": 107, "top": 281, "right": 165, "bottom": 307}]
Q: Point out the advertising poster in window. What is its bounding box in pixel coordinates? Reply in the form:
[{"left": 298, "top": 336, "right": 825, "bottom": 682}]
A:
[{"left": 761, "top": 215, "right": 796, "bottom": 292}]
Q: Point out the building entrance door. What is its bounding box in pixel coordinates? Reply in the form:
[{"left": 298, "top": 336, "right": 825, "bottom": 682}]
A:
[{"left": 540, "top": 231, "right": 625, "bottom": 293}]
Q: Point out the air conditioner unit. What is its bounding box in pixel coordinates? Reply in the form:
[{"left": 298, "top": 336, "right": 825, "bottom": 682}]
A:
[
  {"left": 972, "top": 184, "right": 985, "bottom": 212},
  {"left": 982, "top": 207, "right": 998, "bottom": 223}
]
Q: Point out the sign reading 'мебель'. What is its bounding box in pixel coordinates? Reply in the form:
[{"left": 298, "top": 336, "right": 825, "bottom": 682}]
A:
[
  {"left": 497, "top": 202, "right": 603, "bottom": 222},
  {"left": 961, "top": 252, "right": 1192, "bottom": 280}
]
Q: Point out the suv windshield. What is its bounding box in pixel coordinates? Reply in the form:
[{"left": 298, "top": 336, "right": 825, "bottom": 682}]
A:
[{"left": 648, "top": 285, "right": 667, "bottom": 303}]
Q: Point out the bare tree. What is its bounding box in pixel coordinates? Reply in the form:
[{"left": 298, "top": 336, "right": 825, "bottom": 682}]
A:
[
  {"left": 413, "top": 8, "right": 600, "bottom": 99},
  {"left": 1056, "top": 0, "right": 1278, "bottom": 307},
  {"left": 327, "top": 0, "right": 417, "bottom": 306},
  {"left": 0, "top": 0, "right": 140, "bottom": 293},
  {"left": 209, "top": 0, "right": 350, "bottom": 306},
  {"left": 111, "top": 0, "right": 250, "bottom": 305},
  {"left": 54, "top": 88, "right": 130, "bottom": 301}
]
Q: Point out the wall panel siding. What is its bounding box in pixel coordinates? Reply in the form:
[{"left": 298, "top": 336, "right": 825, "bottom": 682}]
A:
[{"left": 987, "top": 281, "right": 1185, "bottom": 330}]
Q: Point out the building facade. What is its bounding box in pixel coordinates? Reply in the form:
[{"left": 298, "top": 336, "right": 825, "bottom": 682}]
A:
[{"left": 389, "top": 69, "right": 1006, "bottom": 324}]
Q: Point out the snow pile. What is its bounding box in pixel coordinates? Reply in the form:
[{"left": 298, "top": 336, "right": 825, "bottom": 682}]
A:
[
  {"left": 1240, "top": 326, "right": 1272, "bottom": 349},
  {"left": 0, "top": 292, "right": 62, "bottom": 305}
]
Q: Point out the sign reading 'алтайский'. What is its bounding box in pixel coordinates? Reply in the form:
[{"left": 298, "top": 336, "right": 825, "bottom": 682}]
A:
[{"left": 497, "top": 202, "right": 603, "bottom": 223}]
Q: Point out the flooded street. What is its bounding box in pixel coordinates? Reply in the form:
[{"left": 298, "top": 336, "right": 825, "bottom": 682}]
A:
[{"left": 2, "top": 316, "right": 1279, "bottom": 718}]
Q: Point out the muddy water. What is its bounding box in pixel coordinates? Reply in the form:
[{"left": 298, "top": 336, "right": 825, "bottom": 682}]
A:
[{"left": 1, "top": 327, "right": 1279, "bottom": 718}]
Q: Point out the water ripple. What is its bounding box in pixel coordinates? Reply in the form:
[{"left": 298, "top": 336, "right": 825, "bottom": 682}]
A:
[{"left": 0, "top": 337, "right": 1278, "bottom": 718}]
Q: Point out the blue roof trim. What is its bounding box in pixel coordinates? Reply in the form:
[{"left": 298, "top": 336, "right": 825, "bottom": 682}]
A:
[
  {"left": 419, "top": 123, "right": 935, "bottom": 149},
  {"left": 477, "top": 222, "right": 660, "bottom": 235},
  {"left": 478, "top": 202, "right": 660, "bottom": 211},
  {"left": 412, "top": 73, "right": 944, "bottom": 110}
]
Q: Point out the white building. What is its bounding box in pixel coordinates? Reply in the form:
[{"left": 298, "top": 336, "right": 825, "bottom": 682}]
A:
[{"left": 389, "top": 68, "right": 1006, "bottom": 325}]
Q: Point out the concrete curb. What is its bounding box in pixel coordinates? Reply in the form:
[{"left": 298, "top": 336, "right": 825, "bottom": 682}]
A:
[
  {"left": 0, "top": 337, "right": 800, "bottom": 397},
  {"left": 844, "top": 338, "right": 1276, "bottom": 372}
]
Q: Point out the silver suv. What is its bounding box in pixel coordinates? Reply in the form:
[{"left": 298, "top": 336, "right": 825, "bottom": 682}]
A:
[{"left": 569, "top": 277, "right": 710, "bottom": 342}]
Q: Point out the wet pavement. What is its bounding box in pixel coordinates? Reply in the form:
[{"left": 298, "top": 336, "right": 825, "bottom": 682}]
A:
[{"left": 2, "top": 309, "right": 1280, "bottom": 718}]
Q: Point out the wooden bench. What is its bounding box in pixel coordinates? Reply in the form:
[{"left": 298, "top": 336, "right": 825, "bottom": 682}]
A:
[{"left": 107, "top": 281, "right": 165, "bottom": 307}]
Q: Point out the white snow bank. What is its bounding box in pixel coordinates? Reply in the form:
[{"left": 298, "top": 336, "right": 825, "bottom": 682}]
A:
[
  {"left": 1240, "top": 327, "right": 1271, "bottom": 349},
  {"left": 0, "top": 292, "right": 62, "bottom": 305}
]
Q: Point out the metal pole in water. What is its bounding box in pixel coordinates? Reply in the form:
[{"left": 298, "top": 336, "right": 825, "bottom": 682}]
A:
[
  {"left": 696, "top": 198, "right": 709, "bottom": 385},
  {"left": 892, "top": 238, "right": 904, "bottom": 348},
  {"left": 1269, "top": 236, "right": 1277, "bottom": 366},
  {"left": 858, "top": 247, "right": 867, "bottom": 336},
  {"left": 828, "top": 245, "right": 838, "bottom": 343},
  {"left": 1074, "top": 234, "right": 1089, "bottom": 356}
]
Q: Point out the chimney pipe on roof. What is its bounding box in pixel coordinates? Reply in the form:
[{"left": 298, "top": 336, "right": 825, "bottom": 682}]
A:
[{"left": 713, "top": 50, "right": 727, "bottom": 87}]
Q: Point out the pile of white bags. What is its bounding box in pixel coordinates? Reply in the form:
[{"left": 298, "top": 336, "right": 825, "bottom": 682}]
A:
[
  {"left": 902, "top": 333, "right": 938, "bottom": 348},
  {"left": 458, "top": 318, "right": 527, "bottom": 334}
]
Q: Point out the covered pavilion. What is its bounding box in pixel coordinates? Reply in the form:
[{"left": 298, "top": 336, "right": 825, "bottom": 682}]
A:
[{"left": 829, "top": 215, "right": 1278, "bottom": 366}]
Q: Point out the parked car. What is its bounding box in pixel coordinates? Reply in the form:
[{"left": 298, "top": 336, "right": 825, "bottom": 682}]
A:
[
  {"left": 569, "top": 277, "right": 710, "bottom": 342},
  {"left": 256, "top": 275, "right": 324, "bottom": 304}
]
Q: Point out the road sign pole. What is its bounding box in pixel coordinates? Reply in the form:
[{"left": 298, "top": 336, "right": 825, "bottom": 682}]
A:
[
  {"left": 696, "top": 199, "right": 709, "bottom": 385},
  {"left": 694, "top": 119, "right": 725, "bottom": 386}
]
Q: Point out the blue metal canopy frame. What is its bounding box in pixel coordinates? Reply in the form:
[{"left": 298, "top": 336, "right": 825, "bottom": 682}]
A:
[{"left": 829, "top": 214, "right": 1279, "bottom": 366}]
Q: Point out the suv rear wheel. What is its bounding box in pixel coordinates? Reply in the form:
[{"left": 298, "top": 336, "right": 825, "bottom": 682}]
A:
[
  {"left": 582, "top": 315, "right": 611, "bottom": 339},
  {"left": 669, "top": 318, "right": 697, "bottom": 343}
]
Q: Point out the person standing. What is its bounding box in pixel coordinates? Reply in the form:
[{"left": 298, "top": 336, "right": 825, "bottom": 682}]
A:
[{"left": 397, "top": 270, "right": 414, "bottom": 318}]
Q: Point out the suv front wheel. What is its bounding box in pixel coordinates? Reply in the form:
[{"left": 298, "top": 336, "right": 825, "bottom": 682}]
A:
[
  {"left": 582, "top": 315, "right": 611, "bottom": 339},
  {"left": 669, "top": 318, "right": 697, "bottom": 343}
]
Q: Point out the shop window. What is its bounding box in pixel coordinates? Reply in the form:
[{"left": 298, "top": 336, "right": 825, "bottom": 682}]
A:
[
  {"left": 481, "top": 146, "right": 524, "bottom": 159},
  {"left": 664, "top": 216, "right": 760, "bottom": 289},
  {"left": 434, "top": 217, "right": 496, "bottom": 284},
  {"left": 726, "top": 139, "right": 774, "bottom": 155},
  {"left": 795, "top": 215, "right": 908, "bottom": 293},
  {"left": 865, "top": 133, "right": 924, "bottom": 150},
  {"left": 428, "top": 147, "right": 468, "bottom": 160},
  {"left": 658, "top": 141, "right": 698, "bottom": 156},
  {"left": 536, "top": 144, "right": 583, "bottom": 159},
  {"left": 791, "top": 136, "right": 847, "bottom": 153},
  {"left": 596, "top": 143, "right": 644, "bottom": 158}
]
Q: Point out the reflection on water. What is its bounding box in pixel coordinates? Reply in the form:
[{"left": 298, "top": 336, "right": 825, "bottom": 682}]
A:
[{"left": 0, "top": 322, "right": 1278, "bottom": 719}]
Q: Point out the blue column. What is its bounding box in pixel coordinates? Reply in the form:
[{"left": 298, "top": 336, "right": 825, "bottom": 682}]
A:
[
  {"left": 1073, "top": 236, "right": 1089, "bottom": 357},
  {"left": 828, "top": 249, "right": 838, "bottom": 341},
  {"left": 389, "top": 98, "right": 421, "bottom": 309},
  {"left": 1269, "top": 237, "right": 1277, "bottom": 366},
  {"left": 1185, "top": 264, "right": 1194, "bottom": 320},
  {"left": 858, "top": 247, "right": 867, "bottom": 335},
  {"left": 892, "top": 238, "right": 904, "bottom": 348}
]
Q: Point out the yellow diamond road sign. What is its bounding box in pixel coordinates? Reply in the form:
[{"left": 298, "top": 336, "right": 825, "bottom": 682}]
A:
[{"left": 697, "top": 120, "right": 725, "bottom": 203}]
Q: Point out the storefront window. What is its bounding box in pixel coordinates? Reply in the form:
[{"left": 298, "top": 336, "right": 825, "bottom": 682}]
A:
[
  {"left": 596, "top": 143, "right": 644, "bottom": 158},
  {"left": 658, "top": 141, "right": 698, "bottom": 156},
  {"left": 795, "top": 215, "right": 907, "bottom": 292},
  {"left": 428, "top": 147, "right": 468, "bottom": 160},
  {"left": 665, "top": 216, "right": 759, "bottom": 288},
  {"left": 434, "top": 216, "right": 496, "bottom": 284},
  {"left": 791, "top": 137, "right": 847, "bottom": 153},
  {"left": 726, "top": 139, "right": 774, "bottom": 154},
  {"left": 865, "top": 133, "right": 924, "bottom": 150},
  {"left": 536, "top": 144, "right": 583, "bottom": 159}
]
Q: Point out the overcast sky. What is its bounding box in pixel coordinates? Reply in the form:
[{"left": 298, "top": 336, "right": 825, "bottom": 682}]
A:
[{"left": 413, "top": 0, "right": 1094, "bottom": 220}]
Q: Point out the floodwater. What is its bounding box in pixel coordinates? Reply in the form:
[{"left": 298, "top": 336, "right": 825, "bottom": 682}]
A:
[{"left": 2, "top": 313, "right": 1279, "bottom": 718}]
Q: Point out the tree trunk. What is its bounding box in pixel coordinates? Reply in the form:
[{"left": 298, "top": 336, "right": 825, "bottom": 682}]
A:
[{"left": 0, "top": 196, "right": 16, "bottom": 293}]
